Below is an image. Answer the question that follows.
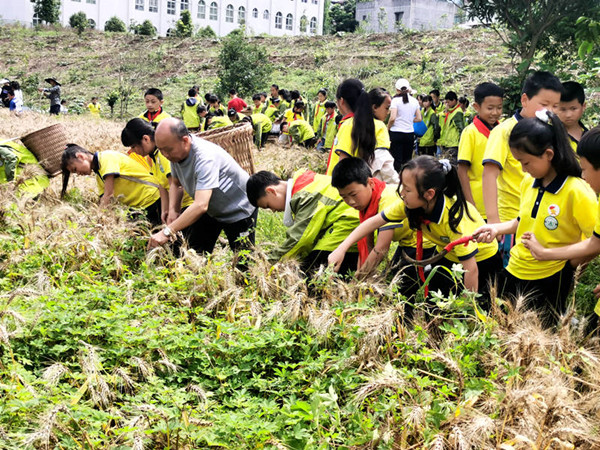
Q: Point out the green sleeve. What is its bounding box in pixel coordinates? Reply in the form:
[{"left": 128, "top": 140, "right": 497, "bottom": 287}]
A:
[
  {"left": 271, "top": 192, "right": 328, "bottom": 262},
  {"left": 0, "top": 146, "right": 19, "bottom": 181},
  {"left": 453, "top": 112, "right": 465, "bottom": 134}
]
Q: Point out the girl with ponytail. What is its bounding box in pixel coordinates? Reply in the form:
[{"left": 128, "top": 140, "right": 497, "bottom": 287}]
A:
[
  {"left": 475, "top": 110, "right": 597, "bottom": 327},
  {"left": 329, "top": 155, "right": 501, "bottom": 303}
]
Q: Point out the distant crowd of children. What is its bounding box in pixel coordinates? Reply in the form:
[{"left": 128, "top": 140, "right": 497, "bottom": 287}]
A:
[{"left": 3, "top": 69, "right": 600, "bottom": 331}]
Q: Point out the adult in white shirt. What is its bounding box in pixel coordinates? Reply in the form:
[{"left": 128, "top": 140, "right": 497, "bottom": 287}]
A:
[{"left": 387, "top": 78, "right": 422, "bottom": 171}]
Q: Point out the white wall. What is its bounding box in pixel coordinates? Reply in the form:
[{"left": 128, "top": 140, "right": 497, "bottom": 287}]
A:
[{"left": 0, "top": 0, "right": 323, "bottom": 36}]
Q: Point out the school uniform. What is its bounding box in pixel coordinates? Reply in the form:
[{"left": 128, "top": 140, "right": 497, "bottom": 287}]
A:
[
  {"left": 0, "top": 142, "right": 49, "bottom": 196},
  {"left": 594, "top": 202, "right": 600, "bottom": 317},
  {"left": 499, "top": 174, "right": 597, "bottom": 326},
  {"left": 438, "top": 105, "right": 464, "bottom": 159},
  {"left": 418, "top": 108, "right": 440, "bottom": 156},
  {"left": 274, "top": 169, "right": 360, "bottom": 275},
  {"left": 568, "top": 121, "right": 588, "bottom": 152},
  {"left": 181, "top": 98, "right": 203, "bottom": 130},
  {"left": 87, "top": 102, "right": 101, "bottom": 116},
  {"left": 208, "top": 116, "right": 233, "bottom": 129},
  {"left": 316, "top": 111, "right": 337, "bottom": 152},
  {"left": 250, "top": 113, "right": 273, "bottom": 147},
  {"left": 312, "top": 100, "right": 326, "bottom": 132},
  {"left": 139, "top": 108, "right": 171, "bottom": 127},
  {"left": 288, "top": 119, "right": 316, "bottom": 147},
  {"left": 264, "top": 104, "right": 281, "bottom": 123},
  {"left": 458, "top": 116, "right": 497, "bottom": 220},
  {"left": 252, "top": 103, "right": 263, "bottom": 114}
]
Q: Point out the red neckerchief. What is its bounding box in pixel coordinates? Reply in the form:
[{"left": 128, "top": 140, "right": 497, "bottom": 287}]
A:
[
  {"left": 472, "top": 116, "right": 497, "bottom": 138},
  {"left": 291, "top": 170, "right": 316, "bottom": 196},
  {"left": 326, "top": 113, "right": 354, "bottom": 172},
  {"left": 358, "top": 178, "right": 386, "bottom": 265},
  {"left": 322, "top": 112, "right": 335, "bottom": 134},
  {"left": 145, "top": 107, "right": 162, "bottom": 123},
  {"left": 444, "top": 105, "right": 460, "bottom": 124}
]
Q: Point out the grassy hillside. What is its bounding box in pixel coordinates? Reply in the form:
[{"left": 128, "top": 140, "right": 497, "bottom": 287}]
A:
[{"left": 0, "top": 25, "right": 511, "bottom": 116}]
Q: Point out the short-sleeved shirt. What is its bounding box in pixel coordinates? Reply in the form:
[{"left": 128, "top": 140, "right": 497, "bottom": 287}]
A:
[
  {"left": 147, "top": 150, "right": 194, "bottom": 208},
  {"left": 95, "top": 151, "right": 160, "bottom": 209},
  {"left": 507, "top": 174, "right": 598, "bottom": 280},
  {"left": 170, "top": 136, "right": 255, "bottom": 223},
  {"left": 378, "top": 185, "right": 418, "bottom": 247},
  {"left": 88, "top": 103, "right": 101, "bottom": 115},
  {"left": 458, "top": 119, "right": 494, "bottom": 219},
  {"left": 482, "top": 115, "right": 523, "bottom": 221},
  {"left": 382, "top": 195, "right": 498, "bottom": 263},
  {"left": 326, "top": 118, "right": 390, "bottom": 176},
  {"left": 227, "top": 97, "right": 248, "bottom": 112},
  {"left": 389, "top": 95, "right": 420, "bottom": 133},
  {"left": 594, "top": 201, "right": 600, "bottom": 239}
]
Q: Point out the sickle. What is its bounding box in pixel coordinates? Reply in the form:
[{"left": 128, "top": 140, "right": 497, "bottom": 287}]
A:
[{"left": 402, "top": 235, "right": 476, "bottom": 267}]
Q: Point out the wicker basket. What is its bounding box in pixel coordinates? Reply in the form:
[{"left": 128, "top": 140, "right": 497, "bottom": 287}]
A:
[
  {"left": 21, "top": 123, "right": 68, "bottom": 176},
  {"left": 195, "top": 122, "right": 255, "bottom": 174}
]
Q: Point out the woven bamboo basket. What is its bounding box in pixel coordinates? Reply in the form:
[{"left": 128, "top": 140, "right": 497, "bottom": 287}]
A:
[
  {"left": 21, "top": 123, "right": 68, "bottom": 176},
  {"left": 195, "top": 122, "right": 255, "bottom": 174}
]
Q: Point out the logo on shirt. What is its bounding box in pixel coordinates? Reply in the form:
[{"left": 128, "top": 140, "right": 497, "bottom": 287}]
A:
[
  {"left": 544, "top": 216, "right": 559, "bottom": 230},
  {"left": 440, "top": 236, "right": 450, "bottom": 243},
  {"left": 547, "top": 204, "right": 560, "bottom": 217}
]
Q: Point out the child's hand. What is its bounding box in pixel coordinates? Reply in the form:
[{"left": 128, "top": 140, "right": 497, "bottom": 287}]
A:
[
  {"left": 327, "top": 248, "right": 346, "bottom": 273},
  {"left": 594, "top": 283, "right": 600, "bottom": 300},
  {"left": 521, "top": 232, "right": 548, "bottom": 260},
  {"left": 473, "top": 225, "right": 497, "bottom": 243}
]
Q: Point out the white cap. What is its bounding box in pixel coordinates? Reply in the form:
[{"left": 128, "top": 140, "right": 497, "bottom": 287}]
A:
[
  {"left": 395, "top": 78, "right": 411, "bottom": 91},
  {"left": 0, "top": 78, "right": 9, "bottom": 84}
]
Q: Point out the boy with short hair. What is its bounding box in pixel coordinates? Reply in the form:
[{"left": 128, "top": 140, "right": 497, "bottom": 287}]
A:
[
  {"left": 557, "top": 81, "right": 587, "bottom": 150},
  {"left": 264, "top": 97, "right": 281, "bottom": 123},
  {"left": 227, "top": 88, "right": 248, "bottom": 113},
  {"left": 429, "top": 89, "right": 441, "bottom": 112},
  {"left": 457, "top": 82, "right": 504, "bottom": 220},
  {"left": 246, "top": 170, "right": 359, "bottom": 275},
  {"left": 181, "top": 88, "right": 204, "bottom": 131},
  {"left": 87, "top": 97, "right": 101, "bottom": 117},
  {"left": 283, "top": 119, "right": 316, "bottom": 148},
  {"left": 316, "top": 101, "right": 338, "bottom": 152},
  {"left": 283, "top": 100, "right": 305, "bottom": 123},
  {"left": 139, "top": 88, "right": 171, "bottom": 126},
  {"left": 227, "top": 107, "right": 245, "bottom": 124},
  {"left": 438, "top": 91, "right": 464, "bottom": 159},
  {"left": 207, "top": 94, "right": 227, "bottom": 116},
  {"left": 251, "top": 94, "right": 263, "bottom": 114}
]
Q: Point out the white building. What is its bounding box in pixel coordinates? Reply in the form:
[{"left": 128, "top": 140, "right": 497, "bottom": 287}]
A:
[
  {"left": 1, "top": 0, "right": 324, "bottom": 37},
  {"left": 356, "top": 0, "right": 456, "bottom": 32}
]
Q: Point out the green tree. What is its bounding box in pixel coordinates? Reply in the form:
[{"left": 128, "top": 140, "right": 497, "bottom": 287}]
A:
[
  {"left": 176, "top": 10, "right": 194, "bottom": 37},
  {"left": 329, "top": 0, "right": 358, "bottom": 33},
  {"left": 69, "top": 11, "right": 89, "bottom": 34},
  {"left": 104, "top": 16, "right": 127, "bottom": 33},
  {"left": 216, "top": 29, "right": 271, "bottom": 100},
  {"left": 33, "top": 0, "right": 61, "bottom": 25},
  {"left": 322, "top": 0, "right": 332, "bottom": 34},
  {"left": 138, "top": 20, "right": 157, "bottom": 36},
  {"left": 454, "top": 0, "right": 598, "bottom": 76},
  {"left": 197, "top": 26, "right": 217, "bottom": 38}
]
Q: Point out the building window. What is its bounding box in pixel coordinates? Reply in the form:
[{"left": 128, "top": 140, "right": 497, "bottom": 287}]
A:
[
  {"left": 166, "top": 28, "right": 175, "bottom": 36},
  {"left": 238, "top": 6, "right": 245, "bottom": 23},
  {"left": 167, "top": 0, "right": 175, "bottom": 14},
  {"left": 312, "top": 0, "right": 318, "bottom": 4},
  {"left": 32, "top": 13, "right": 41, "bottom": 26},
  {"left": 395, "top": 12, "right": 404, "bottom": 23},
  {"left": 263, "top": 10, "right": 269, "bottom": 20},
  {"left": 225, "top": 4, "right": 234, "bottom": 22},
  {"left": 252, "top": 8, "right": 258, "bottom": 18},
  {"left": 198, "top": 0, "right": 205, "bottom": 18},
  {"left": 135, "top": 0, "right": 144, "bottom": 10},
  {"left": 310, "top": 16, "right": 317, "bottom": 33},
  {"left": 88, "top": 18, "right": 96, "bottom": 27},
  {"left": 275, "top": 12, "right": 282, "bottom": 29},
  {"left": 71, "top": 0, "right": 80, "bottom": 2},
  {"left": 301, "top": 0, "right": 307, "bottom": 2},
  {"left": 86, "top": 0, "right": 96, "bottom": 3},
  {"left": 181, "top": 0, "right": 189, "bottom": 11},
  {"left": 300, "top": 15, "right": 307, "bottom": 32},
  {"left": 286, "top": 13, "right": 293, "bottom": 30},
  {"left": 209, "top": 1, "right": 217, "bottom": 20},
  {"left": 149, "top": 0, "right": 158, "bottom": 12}
]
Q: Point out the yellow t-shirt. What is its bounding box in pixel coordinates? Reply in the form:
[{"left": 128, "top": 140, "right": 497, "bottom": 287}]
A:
[
  {"left": 87, "top": 102, "right": 101, "bottom": 116},
  {"left": 594, "top": 200, "right": 600, "bottom": 239},
  {"left": 482, "top": 116, "right": 523, "bottom": 222},
  {"left": 283, "top": 109, "right": 304, "bottom": 123},
  {"left": 95, "top": 151, "right": 160, "bottom": 209},
  {"left": 507, "top": 174, "right": 598, "bottom": 280},
  {"left": 382, "top": 195, "right": 497, "bottom": 263},
  {"left": 148, "top": 150, "right": 194, "bottom": 208},
  {"left": 377, "top": 185, "right": 416, "bottom": 247},
  {"left": 326, "top": 118, "right": 390, "bottom": 176},
  {"left": 457, "top": 121, "right": 491, "bottom": 219}
]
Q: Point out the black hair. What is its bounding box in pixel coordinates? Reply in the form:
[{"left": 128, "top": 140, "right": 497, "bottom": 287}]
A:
[
  {"left": 458, "top": 96, "right": 469, "bottom": 108},
  {"left": 395, "top": 87, "right": 409, "bottom": 104},
  {"left": 429, "top": 89, "right": 440, "bottom": 97},
  {"left": 260, "top": 92, "right": 268, "bottom": 99},
  {"left": 369, "top": 87, "right": 390, "bottom": 109},
  {"left": 214, "top": 109, "right": 224, "bottom": 117},
  {"left": 144, "top": 88, "right": 163, "bottom": 101},
  {"left": 192, "top": 85, "right": 200, "bottom": 93},
  {"left": 444, "top": 91, "right": 458, "bottom": 101},
  {"left": 331, "top": 157, "right": 372, "bottom": 189},
  {"left": 417, "top": 94, "right": 426, "bottom": 102},
  {"left": 91, "top": 96, "right": 98, "bottom": 101},
  {"left": 293, "top": 100, "right": 305, "bottom": 109},
  {"left": 509, "top": 112, "right": 581, "bottom": 178},
  {"left": 61, "top": 100, "right": 68, "bottom": 105},
  {"left": 188, "top": 88, "right": 197, "bottom": 97},
  {"left": 252, "top": 93, "right": 261, "bottom": 101},
  {"left": 561, "top": 81, "right": 585, "bottom": 105},
  {"left": 229, "top": 88, "right": 237, "bottom": 95},
  {"left": 318, "top": 88, "right": 328, "bottom": 97},
  {"left": 208, "top": 94, "right": 219, "bottom": 104},
  {"left": 400, "top": 155, "right": 473, "bottom": 233},
  {"left": 227, "top": 108, "right": 237, "bottom": 117},
  {"left": 336, "top": 78, "right": 376, "bottom": 165},
  {"left": 246, "top": 170, "right": 282, "bottom": 207},
  {"left": 61, "top": 143, "right": 93, "bottom": 198},
  {"left": 197, "top": 105, "right": 207, "bottom": 114},
  {"left": 422, "top": 95, "right": 433, "bottom": 105},
  {"left": 204, "top": 112, "right": 215, "bottom": 130},
  {"left": 9, "top": 80, "right": 20, "bottom": 90},
  {"left": 204, "top": 92, "right": 213, "bottom": 102},
  {"left": 271, "top": 84, "right": 279, "bottom": 90},
  {"left": 241, "top": 115, "right": 253, "bottom": 125},
  {"left": 324, "top": 101, "right": 336, "bottom": 109},
  {"left": 578, "top": 127, "right": 600, "bottom": 169},
  {"left": 121, "top": 118, "right": 155, "bottom": 147},
  {"left": 474, "top": 82, "right": 504, "bottom": 105},
  {"left": 335, "top": 113, "right": 343, "bottom": 125},
  {"left": 522, "top": 71, "right": 564, "bottom": 98},
  {"left": 279, "top": 89, "right": 291, "bottom": 102},
  {"left": 290, "top": 90, "right": 301, "bottom": 100}
]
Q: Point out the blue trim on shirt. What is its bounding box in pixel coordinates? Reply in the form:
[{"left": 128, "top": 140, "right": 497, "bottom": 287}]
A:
[
  {"left": 457, "top": 248, "right": 479, "bottom": 261},
  {"left": 482, "top": 159, "right": 503, "bottom": 170}
]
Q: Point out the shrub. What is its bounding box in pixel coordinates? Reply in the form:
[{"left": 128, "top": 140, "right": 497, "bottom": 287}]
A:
[
  {"left": 69, "top": 11, "right": 90, "bottom": 35},
  {"left": 176, "top": 10, "right": 194, "bottom": 37},
  {"left": 104, "top": 16, "right": 127, "bottom": 33},
  {"left": 197, "top": 25, "right": 217, "bottom": 38},
  {"left": 138, "top": 19, "right": 157, "bottom": 37}
]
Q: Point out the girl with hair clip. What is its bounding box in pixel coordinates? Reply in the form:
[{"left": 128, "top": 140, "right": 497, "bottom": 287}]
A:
[
  {"left": 388, "top": 78, "right": 422, "bottom": 170},
  {"left": 326, "top": 79, "right": 389, "bottom": 178},
  {"left": 329, "top": 155, "right": 501, "bottom": 305},
  {"left": 475, "top": 110, "right": 598, "bottom": 327}
]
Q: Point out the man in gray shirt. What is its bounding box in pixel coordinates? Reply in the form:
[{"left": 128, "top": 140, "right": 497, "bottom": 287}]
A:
[
  {"left": 39, "top": 77, "right": 61, "bottom": 115},
  {"left": 149, "top": 118, "right": 257, "bottom": 260}
]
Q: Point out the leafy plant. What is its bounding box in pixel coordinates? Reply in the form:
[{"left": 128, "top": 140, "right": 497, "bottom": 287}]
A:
[
  {"left": 69, "top": 11, "right": 90, "bottom": 35},
  {"left": 176, "top": 10, "right": 194, "bottom": 38},
  {"left": 104, "top": 16, "right": 127, "bottom": 33}
]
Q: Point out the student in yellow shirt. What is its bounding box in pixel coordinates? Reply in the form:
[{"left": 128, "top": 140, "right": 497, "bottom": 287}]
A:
[
  {"left": 139, "top": 88, "right": 171, "bottom": 126},
  {"left": 283, "top": 119, "right": 316, "bottom": 148},
  {"left": 556, "top": 81, "right": 588, "bottom": 151},
  {"left": 475, "top": 112, "right": 597, "bottom": 327},
  {"left": 87, "top": 97, "right": 101, "bottom": 117},
  {"left": 207, "top": 94, "right": 227, "bottom": 116},
  {"left": 522, "top": 127, "right": 600, "bottom": 320},
  {"left": 329, "top": 156, "right": 501, "bottom": 306},
  {"left": 205, "top": 112, "right": 233, "bottom": 130},
  {"left": 61, "top": 144, "right": 167, "bottom": 227},
  {"left": 312, "top": 88, "right": 328, "bottom": 132},
  {"left": 251, "top": 94, "right": 263, "bottom": 114},
  {"left": 316, "top": 101, "right": 338, "bottom": 153},
  {"left": 457, "top": 82, "right": 504, "bottom": 221},
  {"left": 438, "top": 91, "right": 464, "bottom": 159}
]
